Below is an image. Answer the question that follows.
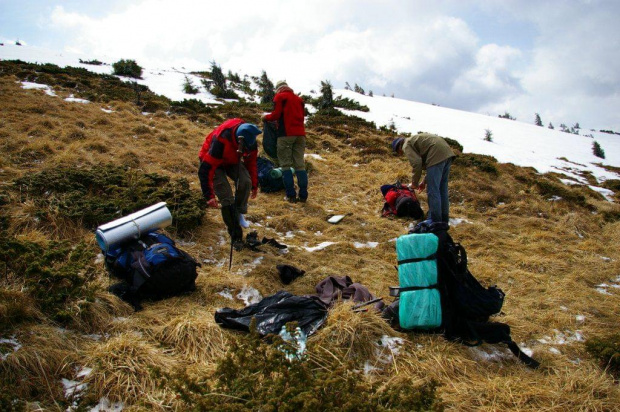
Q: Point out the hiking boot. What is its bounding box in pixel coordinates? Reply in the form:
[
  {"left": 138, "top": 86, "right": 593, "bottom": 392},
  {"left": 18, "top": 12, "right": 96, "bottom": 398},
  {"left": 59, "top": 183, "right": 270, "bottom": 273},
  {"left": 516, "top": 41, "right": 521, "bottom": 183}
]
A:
[
  {"left": 246, "top": 231, "right": 262, "bottom": 248},
  {"left": 232, "top": 239, "right": 245, "bottom": 251},
  {"left": 285, "top": 196, "right": 297, "bottom": 203},
  {"left": 297, "top": 197, "right": 307, "bottom": 203}
]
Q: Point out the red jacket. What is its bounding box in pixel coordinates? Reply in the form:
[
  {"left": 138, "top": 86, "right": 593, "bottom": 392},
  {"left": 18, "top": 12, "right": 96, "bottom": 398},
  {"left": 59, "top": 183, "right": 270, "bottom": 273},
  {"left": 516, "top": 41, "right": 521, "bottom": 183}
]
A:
[
  {"left": 198, "top": 118, "right": 258, "bottom": 200},
  {"left": 263, "top": 87, "right": 306, "bottom": 136}
]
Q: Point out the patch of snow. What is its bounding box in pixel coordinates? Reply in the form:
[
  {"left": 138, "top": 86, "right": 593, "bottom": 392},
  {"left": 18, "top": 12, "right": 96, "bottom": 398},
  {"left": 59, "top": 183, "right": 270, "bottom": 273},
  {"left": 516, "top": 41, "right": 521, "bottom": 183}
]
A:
[
  {"left": 376, "top": 335, "right": 406, "bottom": 364},
  {"left": 548, "top": 195, "right": 562, "bottom": 202},
  {"left": 576, "top": 315, "right": 586, "bottom": 323},
  {"left": 303, "top": 241, "right": 337, "bottom": 252},
  {"left": 469, "top": 345, "right": 513, "bottom": 363},
  {"left": 94, "top": 254, "right": 104, "bottom": 265},
  {"left": 21, "top": 81, "right": 56, "bottom": 96},
  {"left": 449, "top": 217, "right": 472, "bottom": 226},
  {"left": 353, "top": 241, "right": 379, "bottom": 248},
  {"left": 217, "top": 288, "right": 234, "bottom": 300},
  {"left": 101, "top": 108, "right": 114, "bottom": 113},
  {"left": 560, "top": 178, "right": 580, "bottom": 185},
  {"left": 363, "top": 361, "right": 380, "bottom": 375},
  {"left": 549, "top": 347, "right": 561, "bottom": 355},
  {"left": 62, "top": 378, "right": 87, "bottom": 399},
  {"left": 88, "top": 397, "right": 124, "bottom": 412},
  {"left": 0, "top": 337, "right": 21, "bottom": 360},
  {"left": 65, "top": 94, "right": 90, "bottom": 104},
  {"left": 237, "top": 285, "right": 262, "bottom": 305},
  {"left": 304, "top": 153, "right": 325, "bottom": 161},
  {"left": 520, "top": 345, "right": 534, "bottom": 358},
  {"left": 588, "top": 185, "right": 615, "bottom": 202}
]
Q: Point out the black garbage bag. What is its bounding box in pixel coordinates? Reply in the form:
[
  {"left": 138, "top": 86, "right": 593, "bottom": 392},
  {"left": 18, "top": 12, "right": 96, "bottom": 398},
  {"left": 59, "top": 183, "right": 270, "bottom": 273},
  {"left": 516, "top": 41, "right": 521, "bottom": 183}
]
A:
[{"left": 214, "top": 290, "right": 328, "bottom": 336}]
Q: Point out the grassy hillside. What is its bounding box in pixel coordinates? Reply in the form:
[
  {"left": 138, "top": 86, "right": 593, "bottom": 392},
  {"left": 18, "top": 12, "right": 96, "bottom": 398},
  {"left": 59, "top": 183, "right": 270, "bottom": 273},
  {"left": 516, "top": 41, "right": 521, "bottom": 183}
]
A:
[{"left": 1, "top": 62, "right": 619, "bottom": 411}]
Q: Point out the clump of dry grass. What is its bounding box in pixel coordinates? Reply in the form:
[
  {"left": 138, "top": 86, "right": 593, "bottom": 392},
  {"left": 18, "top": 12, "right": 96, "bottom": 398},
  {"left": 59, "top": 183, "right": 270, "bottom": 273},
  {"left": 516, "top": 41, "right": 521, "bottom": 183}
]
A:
[
  {"left": 0, "top": 325, "right": 80, "bottom": 400},
  {"left": 311, "top": 302, "right": 403, "bottom": 366},
  {"left": 82, "top": 332, "right": 179, "bottom": 405},
  {"left": 0, "top": 289, "right": 42, "bottom": 329},
  {"left": 152, "top": 308, "right": 230, "bottom": 367}
]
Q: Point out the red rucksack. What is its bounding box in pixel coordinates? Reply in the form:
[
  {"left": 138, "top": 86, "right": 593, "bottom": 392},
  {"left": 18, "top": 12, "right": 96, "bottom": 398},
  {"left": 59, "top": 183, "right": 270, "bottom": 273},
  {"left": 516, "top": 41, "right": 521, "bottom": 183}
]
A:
[{"left": 381, "top": 182, "right": 424, "bottom": 219}]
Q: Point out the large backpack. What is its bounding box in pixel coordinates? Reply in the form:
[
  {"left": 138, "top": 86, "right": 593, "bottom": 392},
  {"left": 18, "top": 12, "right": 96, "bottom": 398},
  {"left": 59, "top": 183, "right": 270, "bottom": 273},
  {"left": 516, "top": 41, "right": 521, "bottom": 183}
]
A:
[
  {"left": 385, "top": 231, "right": 539, "bottom": 368},
  {"left": 104, "top": 231, "right": 199, "bottom": 310},
  {"left": 257, "top": 156, "right": 284, "bottom": 193}
]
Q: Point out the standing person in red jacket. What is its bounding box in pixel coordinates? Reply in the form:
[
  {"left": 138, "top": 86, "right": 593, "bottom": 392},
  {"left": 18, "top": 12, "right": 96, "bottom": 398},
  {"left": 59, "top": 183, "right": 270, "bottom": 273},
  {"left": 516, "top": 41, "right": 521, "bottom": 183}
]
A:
[
  {"left": 198, "top": 118, "right": 262, "bottom": 251},
  {"left": 261, "top": 80, "right": 308, "bottom": 203}
]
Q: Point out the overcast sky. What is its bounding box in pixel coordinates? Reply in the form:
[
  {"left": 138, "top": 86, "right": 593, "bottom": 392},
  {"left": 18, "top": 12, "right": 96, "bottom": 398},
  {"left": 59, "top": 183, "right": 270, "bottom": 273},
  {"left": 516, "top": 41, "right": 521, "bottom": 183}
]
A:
[{"left": 2, "top": 0, "right": 619, "bottom": 130}]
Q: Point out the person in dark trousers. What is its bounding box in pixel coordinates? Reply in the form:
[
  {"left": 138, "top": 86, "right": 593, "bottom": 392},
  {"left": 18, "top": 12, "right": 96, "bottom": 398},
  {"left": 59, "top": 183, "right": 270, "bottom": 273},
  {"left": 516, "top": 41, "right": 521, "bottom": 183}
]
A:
[
  {"left": 261, "top": 80, "right": 308, "bottom": 203},
  {"left": 392, "top": 133, "right": 456, "bottom": 224},
  {"left": 198, "top": 118, "right": 262, "bottom": 250}
]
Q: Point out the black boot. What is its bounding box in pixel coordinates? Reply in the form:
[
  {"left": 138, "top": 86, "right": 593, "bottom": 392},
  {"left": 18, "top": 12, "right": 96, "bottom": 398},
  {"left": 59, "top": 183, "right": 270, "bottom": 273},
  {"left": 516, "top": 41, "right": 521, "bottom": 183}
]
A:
[{"left": 221, "top": 205, "right": 244, "bottom": 250}]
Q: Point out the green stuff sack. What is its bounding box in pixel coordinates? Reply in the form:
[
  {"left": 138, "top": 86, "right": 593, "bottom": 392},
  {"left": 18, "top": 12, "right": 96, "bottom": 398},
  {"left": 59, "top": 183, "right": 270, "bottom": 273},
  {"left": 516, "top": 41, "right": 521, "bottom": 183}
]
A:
[{"left": 396, "top": 233, "right": 442, "bottom": 329}]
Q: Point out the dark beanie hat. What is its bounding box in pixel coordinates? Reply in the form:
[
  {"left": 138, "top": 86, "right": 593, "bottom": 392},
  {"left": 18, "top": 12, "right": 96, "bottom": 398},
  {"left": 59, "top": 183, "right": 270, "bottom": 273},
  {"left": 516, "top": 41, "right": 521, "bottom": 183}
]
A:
[{"left": 391, "top": 137, "right": 404, "bottom": 152}]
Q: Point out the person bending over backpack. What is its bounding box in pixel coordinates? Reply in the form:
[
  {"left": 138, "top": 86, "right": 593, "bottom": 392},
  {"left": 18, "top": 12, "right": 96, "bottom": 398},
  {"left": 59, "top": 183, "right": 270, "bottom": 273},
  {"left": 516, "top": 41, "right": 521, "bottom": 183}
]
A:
[
  {"left": 261, "top": 80, "right": 308, "bottom": 203},
  {"left": 198, "top": 119, "right": 262, "bottom": 251},
  {"left": 392, "top": 133, "right": 456, "bottom": 224}
]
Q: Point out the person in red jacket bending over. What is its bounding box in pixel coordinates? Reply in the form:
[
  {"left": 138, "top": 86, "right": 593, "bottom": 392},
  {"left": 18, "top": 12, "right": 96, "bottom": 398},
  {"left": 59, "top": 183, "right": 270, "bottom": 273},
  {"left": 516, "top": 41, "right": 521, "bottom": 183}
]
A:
[
  {"left": 198, "top": 119, "right": 262, "bottom": 251},
  {"left": 261, "top": 80, "right": 308, "bottom": 203}
]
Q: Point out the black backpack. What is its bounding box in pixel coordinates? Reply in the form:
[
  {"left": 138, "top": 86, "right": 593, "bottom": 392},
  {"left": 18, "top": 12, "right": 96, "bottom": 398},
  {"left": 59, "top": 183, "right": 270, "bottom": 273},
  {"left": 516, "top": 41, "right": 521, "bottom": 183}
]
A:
[
  {"left": 383, "top": 231, "right": 539, "bottom": 368},
  {"left": 104, "top": 231, "right": 200, "bottom": 310},
  {"left": 435, "top": 231, "right": 539, "bottom": 368}
]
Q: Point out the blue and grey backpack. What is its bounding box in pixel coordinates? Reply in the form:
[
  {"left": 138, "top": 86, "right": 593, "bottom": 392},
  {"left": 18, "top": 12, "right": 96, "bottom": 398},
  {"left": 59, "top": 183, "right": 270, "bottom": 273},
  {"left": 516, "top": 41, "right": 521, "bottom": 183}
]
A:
[{"left": 104, "top": 231, "right": 199, "bottom": 310}]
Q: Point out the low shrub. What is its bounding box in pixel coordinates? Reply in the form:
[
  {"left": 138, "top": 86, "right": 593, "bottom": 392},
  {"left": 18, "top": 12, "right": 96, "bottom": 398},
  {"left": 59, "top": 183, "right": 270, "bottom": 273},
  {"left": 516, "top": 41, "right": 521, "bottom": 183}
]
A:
[
  {"left": 167, "top": 325, "right": 441, "bottom": 411},
  {"left": 112, "top": 59, "right": 143, "bottom": 79},
  {"left": 0, "top": 238, "right": 97, "bottom": 325},
  {"left": 454, "top": 153, "right": 498, "bottom": 175},
  {"left": 585, "top": 334, "right": 620, "bottom": 379},
  {"left": 13, "top": 164, "right": 205, "bottom": 233}
]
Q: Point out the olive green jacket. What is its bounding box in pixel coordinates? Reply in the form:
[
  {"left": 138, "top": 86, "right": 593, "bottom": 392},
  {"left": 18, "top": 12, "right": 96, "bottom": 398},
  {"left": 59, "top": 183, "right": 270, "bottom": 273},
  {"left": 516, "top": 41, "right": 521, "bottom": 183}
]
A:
[{"left": 403, "top": 133, "right": 456, "bottom": 186}]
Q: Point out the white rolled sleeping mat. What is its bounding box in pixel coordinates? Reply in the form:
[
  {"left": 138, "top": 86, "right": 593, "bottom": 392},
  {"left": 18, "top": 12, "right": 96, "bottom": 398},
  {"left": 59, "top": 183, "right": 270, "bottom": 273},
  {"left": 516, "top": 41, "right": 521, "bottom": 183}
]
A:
[{"left": 95, "top": 202, "right": 172, "bottom": 252}]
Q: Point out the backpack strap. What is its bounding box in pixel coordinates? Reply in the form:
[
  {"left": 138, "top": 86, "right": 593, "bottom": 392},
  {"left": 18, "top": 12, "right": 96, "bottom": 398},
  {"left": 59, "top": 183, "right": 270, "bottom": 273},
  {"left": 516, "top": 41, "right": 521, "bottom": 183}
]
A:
[
  {"left": 397, "top": 253, "right": 437, "bottom": 265},
  {"left": 506, "top": 340, "right": 540, "bottom": 369}
]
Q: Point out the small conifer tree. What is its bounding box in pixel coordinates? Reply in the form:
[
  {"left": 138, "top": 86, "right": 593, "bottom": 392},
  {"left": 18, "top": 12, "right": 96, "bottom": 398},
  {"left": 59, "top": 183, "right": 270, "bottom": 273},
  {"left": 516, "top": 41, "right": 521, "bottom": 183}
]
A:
[
  {"left": 593, "top": 141, "right": 605, "bottom": 159},
  {"left": 548, "top": 122, "right": 554, "bottom": 129},
  {"left": 258, "top": 70, "right": 275, "bottom": 104},
  {"left": 210, "top": 61, "right": 227, "bottom": 91},
  {"left": 354, "top": 83, "right": 365, "bottom": 95},
  {"left": 344, "top": 82, "right": 351, "bottom": 90},
  {"left": 319, "top": 80, "right": 334, "bottom": 109},
  {"left": 484, "top": 129, "right": 493, "bottom": 142},
  {"left": 183, "top": 76, "right": 199, "bottom": 94},
  {"left": 535, "top": 113, "right": 543, "bottom": 126}
]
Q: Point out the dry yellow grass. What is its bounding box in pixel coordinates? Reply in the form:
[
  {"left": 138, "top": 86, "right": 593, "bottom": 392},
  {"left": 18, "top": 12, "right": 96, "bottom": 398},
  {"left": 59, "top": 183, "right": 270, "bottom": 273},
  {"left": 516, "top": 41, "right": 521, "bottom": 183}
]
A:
[{"left": 1, "top": 73, "right": 620, "bottom": 410}]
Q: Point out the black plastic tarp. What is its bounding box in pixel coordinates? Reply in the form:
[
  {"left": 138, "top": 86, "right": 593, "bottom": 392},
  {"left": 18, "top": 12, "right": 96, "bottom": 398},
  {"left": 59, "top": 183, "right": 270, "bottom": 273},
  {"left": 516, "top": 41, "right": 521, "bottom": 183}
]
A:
[{"left": 214, "top": 290, "right": 329, "bottom": 336}]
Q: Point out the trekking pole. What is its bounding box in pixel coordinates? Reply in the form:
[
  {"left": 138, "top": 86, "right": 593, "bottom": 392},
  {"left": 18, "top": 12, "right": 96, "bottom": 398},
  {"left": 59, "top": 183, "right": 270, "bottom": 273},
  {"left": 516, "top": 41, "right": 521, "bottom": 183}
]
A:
[{"left": 229, "top": 136, "right": 245, "bottom": 271}]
